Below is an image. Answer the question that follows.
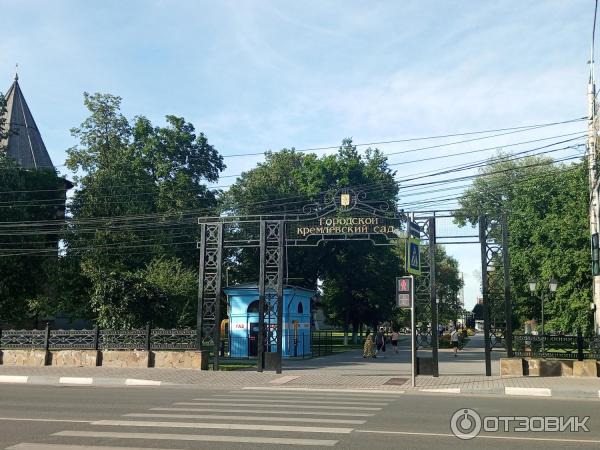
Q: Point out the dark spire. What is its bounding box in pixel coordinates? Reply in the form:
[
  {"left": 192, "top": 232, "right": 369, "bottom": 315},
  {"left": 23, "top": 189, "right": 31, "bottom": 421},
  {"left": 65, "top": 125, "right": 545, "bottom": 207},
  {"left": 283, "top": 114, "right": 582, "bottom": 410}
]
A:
[{"left": 1, "top": 74, "right": 54, "bottom": 169}]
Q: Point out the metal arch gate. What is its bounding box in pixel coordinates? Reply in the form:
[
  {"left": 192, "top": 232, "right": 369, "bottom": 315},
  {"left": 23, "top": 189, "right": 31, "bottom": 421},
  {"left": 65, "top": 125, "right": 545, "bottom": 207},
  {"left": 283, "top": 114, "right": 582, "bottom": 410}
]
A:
[{"left": 197, "top": 192, "right": 511, "bottom": 376}]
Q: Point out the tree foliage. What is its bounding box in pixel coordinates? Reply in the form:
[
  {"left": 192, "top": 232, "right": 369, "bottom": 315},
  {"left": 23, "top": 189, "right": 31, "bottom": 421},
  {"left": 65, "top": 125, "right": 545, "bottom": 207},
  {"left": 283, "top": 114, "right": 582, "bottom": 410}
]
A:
[
  {"left": 456, "top": 154, "right": 591, "bottom": 333},
  {"left": 62, "top": 92, "right": 224, "bottom": 328}
]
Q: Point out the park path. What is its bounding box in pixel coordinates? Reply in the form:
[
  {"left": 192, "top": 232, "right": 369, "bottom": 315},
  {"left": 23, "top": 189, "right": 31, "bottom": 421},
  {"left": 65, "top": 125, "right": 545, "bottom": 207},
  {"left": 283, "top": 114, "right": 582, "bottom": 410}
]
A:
[{"left": 283, "top": 332, "right": 503, "bottom": 377}]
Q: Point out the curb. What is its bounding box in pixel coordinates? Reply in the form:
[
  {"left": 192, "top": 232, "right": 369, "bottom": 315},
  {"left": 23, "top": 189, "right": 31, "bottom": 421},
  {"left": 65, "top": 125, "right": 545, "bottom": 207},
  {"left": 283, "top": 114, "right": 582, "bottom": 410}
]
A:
[
  {"left": 0, "top": 375, "right": 164, "bottom": 387},
  {"left": 412, "top": 386, "right": 600, "bottom": 399}
]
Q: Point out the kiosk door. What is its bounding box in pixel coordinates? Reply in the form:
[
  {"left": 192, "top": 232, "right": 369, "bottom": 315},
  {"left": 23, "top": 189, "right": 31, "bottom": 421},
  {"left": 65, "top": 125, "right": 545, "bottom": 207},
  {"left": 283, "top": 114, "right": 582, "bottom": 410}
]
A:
[{"left": 249, "top": 322, "right": 259, "bottom": 357}]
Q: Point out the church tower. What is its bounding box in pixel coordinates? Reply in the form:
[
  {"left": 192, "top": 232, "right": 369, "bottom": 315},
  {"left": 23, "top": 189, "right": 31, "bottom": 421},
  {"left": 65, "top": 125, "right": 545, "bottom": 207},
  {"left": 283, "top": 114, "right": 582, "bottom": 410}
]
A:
[{"left": 1, "top": 71, "right": 55, "bottom": 169}]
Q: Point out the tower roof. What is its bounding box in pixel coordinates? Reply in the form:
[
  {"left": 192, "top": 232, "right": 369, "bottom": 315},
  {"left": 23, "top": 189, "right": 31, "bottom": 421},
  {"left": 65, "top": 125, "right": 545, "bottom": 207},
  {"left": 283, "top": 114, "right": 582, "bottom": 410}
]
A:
[{"left": 1, "top": 75, "right": 54, "bottom": 169}]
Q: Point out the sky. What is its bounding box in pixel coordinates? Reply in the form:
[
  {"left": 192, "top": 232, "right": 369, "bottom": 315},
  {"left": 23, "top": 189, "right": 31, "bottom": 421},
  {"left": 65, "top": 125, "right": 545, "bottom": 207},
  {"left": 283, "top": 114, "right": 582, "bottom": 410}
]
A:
[{"left": 0, "top": 0, "right": 593, "bottom": 311}]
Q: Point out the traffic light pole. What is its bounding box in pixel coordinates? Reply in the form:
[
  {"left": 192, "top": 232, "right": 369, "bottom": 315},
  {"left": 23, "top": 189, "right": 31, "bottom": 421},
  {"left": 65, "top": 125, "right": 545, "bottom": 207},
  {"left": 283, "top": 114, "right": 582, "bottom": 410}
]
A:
[{"left": 411, "top": 275, "right": 416, "bottom": 388}]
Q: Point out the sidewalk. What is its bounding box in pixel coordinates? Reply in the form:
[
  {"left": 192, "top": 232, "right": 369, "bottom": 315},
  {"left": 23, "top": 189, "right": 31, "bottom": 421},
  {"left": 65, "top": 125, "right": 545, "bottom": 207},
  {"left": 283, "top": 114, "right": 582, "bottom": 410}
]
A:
[{"left": 1, "top": 333, "right": 598, "bottom": 399}]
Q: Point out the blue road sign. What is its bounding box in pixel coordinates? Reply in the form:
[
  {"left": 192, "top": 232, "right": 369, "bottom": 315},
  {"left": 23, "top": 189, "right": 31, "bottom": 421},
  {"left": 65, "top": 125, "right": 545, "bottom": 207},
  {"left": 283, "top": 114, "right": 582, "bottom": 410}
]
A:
[{"left": 407, "top": 237, "right": 421, "bottom": 275}]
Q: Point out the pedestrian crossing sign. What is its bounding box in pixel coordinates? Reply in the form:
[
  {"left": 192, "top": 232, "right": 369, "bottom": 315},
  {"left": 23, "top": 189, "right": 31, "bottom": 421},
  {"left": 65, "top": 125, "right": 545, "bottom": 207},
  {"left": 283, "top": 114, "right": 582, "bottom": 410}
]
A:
[{"left": 406, "top": 237, "right": 421, "bottom": 275}]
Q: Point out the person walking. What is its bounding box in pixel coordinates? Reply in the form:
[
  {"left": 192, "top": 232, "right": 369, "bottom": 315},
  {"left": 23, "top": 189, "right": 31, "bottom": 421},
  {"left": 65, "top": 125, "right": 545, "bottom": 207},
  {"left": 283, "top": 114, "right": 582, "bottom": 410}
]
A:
[
  {"left": 450, "top": 327, "right": 460, "bottom": 357},
  {"left": 374, "top": 327, "right": 386, "bottom": 357},
  {"left": 391, "top": 329, "right": 400, "bottom": 354},
  {"left": 363, "top": 329, "right": 376, "bottom": 358}
]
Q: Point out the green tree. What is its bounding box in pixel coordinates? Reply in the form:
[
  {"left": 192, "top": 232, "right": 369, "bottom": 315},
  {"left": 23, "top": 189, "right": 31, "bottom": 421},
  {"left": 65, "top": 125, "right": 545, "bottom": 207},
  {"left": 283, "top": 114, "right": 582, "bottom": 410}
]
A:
[
  {"left": 64, "top": 93, "right": 225, "bottom": 328},
  {"left": 455, "top": 154, "right": 591, "bottom": 333},
  {"left": 225, "top": 139, "right": 401, "bottom": 339}
]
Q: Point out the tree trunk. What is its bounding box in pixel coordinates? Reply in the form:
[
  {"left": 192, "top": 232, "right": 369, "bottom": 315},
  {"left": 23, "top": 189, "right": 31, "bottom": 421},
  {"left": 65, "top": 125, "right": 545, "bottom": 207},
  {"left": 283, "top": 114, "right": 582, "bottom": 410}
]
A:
[{"left": 352, "top": 320, "right": 358, "bottom": 344}]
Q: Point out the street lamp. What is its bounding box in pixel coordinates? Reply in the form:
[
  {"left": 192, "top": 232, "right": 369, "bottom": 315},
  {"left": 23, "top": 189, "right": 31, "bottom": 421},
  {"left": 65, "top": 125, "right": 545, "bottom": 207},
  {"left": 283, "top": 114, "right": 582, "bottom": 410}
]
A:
[{"left": 528, "top": 278, "right": 559, "bottom": 351}]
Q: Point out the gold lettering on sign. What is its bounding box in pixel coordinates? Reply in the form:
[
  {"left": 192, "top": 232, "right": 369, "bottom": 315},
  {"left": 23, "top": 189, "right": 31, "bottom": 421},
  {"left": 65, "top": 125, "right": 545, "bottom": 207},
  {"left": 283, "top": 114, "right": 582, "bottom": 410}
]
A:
[
  {"left": 341, "top": 193, "right": 350, "bottom": 206},
  {"left": 296, "top": 217, "right": 393, "bottom": 237}
]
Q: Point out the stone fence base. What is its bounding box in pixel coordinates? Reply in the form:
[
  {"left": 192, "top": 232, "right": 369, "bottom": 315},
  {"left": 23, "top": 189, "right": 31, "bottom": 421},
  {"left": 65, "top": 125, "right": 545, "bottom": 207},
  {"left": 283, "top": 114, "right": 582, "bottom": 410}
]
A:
[
  {"left": 0, "top": 350, "right": 208, "bottom": 370},
  {"left": 501, "top": 358, "right": 599, "bottom": 377}
]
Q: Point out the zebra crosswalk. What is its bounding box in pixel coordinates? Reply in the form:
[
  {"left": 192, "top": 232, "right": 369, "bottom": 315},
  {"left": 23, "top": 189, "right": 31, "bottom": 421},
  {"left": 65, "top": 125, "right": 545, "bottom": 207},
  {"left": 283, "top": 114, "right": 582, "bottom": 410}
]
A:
[{"left": 5, "top": 388, "right": 402, "bottom": 449}]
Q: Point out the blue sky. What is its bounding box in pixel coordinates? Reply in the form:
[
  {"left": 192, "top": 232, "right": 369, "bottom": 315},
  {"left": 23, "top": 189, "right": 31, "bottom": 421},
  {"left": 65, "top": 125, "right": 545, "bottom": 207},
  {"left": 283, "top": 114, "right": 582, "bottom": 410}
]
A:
[{"left": 0, "top": 0, "right": 592, "bottom": 310}]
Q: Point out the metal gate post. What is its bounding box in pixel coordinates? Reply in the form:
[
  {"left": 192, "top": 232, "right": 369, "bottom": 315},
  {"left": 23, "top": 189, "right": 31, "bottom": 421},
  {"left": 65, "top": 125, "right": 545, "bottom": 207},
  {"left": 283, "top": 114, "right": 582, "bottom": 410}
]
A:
[
  {"left": 501, "top": 214, "right": 513, "bottom": 358},
  {"left": 197, "top": 222, "right": 224, "bottom": 370},
  {"left": 258, "top": 220, "right": 284, "bottom": 372},
  {"left": 429, "top": 216, "right": 439, "bottom": 377},
  {"left": 258, "top": 220, "right": 266, "bottom": 372},
  {"left": 479, "top": 215, "right": 492, "bottom": 376},
  {"left": 275, "top": 220, "right": 285, "bottom": 374}
]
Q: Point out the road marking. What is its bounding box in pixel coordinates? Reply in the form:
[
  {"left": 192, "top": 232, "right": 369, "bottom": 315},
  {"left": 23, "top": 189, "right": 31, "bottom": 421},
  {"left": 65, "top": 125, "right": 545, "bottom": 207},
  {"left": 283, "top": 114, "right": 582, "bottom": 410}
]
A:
[
  {"left": 505, "top": 387, "right": 552, "bottom": 397},
  {"left": 9, "top": 445, "right": 166, "bottom": 450},
  {"left": 0, "top": 375, "right": 28, "bottom": 384},
  {"left": 420, "top": 388, "right": 461, "bottom": 394},
  {"left": 354, "top": 429, "right": 600, "bottom": 444},
  {"left": 150, "top": 407, "right": 375, "bottom": 417},
  {"left": 216, "top": 393, "right": 380, "bottom": 400},
  {"left": 126, "top": 412, "right": 365, "bottom": 424},
  {"left": 59, "top": 377, "right": 93, "bottom": 385},
  {"left": 54, "top": 430, "right": 338, "bottom": 446},
  {"left": 91, "top": 419, "right": 354, "bottom": 434},
  {"left": 270, "top": 375, "right": 300, "bottom": 384},
  {"left": 124, "top": 378, "right": 161, "bottom": 386},
  {"left": 194, "top": 398, "right": 387, "bottom": 406},
  {"left": 243, "top": 387, "right": 404, "bottom": 394},
  {"left": 174, "top": 402, "right": 382, "bottom": 411},
  {"left": 0, "top": 417, "right": 91, "bottom": 423}
]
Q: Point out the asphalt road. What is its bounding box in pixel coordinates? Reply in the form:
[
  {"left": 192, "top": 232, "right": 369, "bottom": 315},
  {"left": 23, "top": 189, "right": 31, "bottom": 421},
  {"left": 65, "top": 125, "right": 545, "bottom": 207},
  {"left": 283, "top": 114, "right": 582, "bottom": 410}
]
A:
[{"left": 0, "top": 384, "right": 599, "bottom": 450}]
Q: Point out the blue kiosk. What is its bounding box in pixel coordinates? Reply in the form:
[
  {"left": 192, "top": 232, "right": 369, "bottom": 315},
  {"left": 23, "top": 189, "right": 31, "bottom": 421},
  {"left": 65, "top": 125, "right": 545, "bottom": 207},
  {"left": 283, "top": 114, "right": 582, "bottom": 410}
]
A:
[{"left": 224, "top": 283, "right": 314, "bottom": 358}]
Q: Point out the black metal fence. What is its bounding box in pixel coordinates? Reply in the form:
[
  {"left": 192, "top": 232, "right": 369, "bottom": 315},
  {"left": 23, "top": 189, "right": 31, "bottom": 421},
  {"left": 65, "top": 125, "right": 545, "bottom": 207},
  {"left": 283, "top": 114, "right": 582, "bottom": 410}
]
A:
[
  {"left": 513, "top": 333, "right": 600, "bottom": 360},
  {"left": 0, "top": 324, "right": 197, "bottom": 351},
  {"left": 0, "top": 325, "right": 334, "bottom": 359},
  {"left": 217, "top": 330, "right": 334, "bottom": 360}
]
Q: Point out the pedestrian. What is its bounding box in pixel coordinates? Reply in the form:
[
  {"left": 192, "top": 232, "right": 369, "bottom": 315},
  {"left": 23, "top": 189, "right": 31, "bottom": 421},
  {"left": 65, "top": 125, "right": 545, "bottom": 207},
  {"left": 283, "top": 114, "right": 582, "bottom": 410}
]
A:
[
  {"left": 450, "top": 327, "right": 459, "bottom": 357},
  {"left": 391, "top": 329, "right": 399, "bottom": 353},
  {"left": 363, "top": 329, "right": 376, "bottom": 358},
  {"left": 375, "top": 327, "right": 385, "bottom": 357}
]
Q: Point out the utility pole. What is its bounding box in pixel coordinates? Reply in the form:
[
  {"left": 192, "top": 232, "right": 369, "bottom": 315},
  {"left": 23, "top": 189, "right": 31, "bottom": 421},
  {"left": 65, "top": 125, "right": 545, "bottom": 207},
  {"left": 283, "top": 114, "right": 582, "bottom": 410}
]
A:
[{"left": 590, "top": 78, "right": 600, "bottom": 334}]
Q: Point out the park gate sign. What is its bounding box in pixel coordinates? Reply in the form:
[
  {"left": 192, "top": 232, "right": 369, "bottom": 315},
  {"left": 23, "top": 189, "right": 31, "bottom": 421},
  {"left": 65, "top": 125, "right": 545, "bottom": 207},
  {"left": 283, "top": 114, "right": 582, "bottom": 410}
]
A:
[{"left": 197, "top": 188, "right": 513, "bottom": 379}]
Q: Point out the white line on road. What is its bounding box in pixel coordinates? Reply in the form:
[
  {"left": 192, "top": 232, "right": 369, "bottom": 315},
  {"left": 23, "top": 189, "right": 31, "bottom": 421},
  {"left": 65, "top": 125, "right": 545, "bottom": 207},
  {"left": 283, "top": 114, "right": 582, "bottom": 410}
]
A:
[
  {"left": 150, "top": 407, "right": 375, "bottom": 417},
  {"left": 419, "top": 388, "right": 461, "bottom": 394},
  {"left": 0, "top": 417, "right": 91, "bottom": 423},
  {"left": 505, "top": 387, "right": 552, "bottom": 397},
  {"left": 124, "top": 379, "right": 161, "bottom": 386},
  {"left": 91, "top": 419, "right": 354, "bottom": 434},
  {"left": 243, "top": 386, "right": 404, "bottom": 394},
  {"left": 9, "top": 445, "right": 168, "bottom": 450},
  {"left": 0, "top": 375, "right": 28, "bottom": 384},
  {"left": 194, "top": 398, "right": 387, "bottom": 406},
  {"left": 173, "top": 402, "right": 382, "bottom": 411},
  {"left": 125, "top": 412, "right": 365, "bottom": 424},
  {"left": 354, "top": 429, "right": 600, "bottom": 444},
  {"left": 216, "top": 393, "right": 381, "bottom": 400},
  {"left": 54, "top": 430, "right": 338, "bottom": 447},
  {"left": 59, "top": 377, "right": 93, "bottom": 385}
]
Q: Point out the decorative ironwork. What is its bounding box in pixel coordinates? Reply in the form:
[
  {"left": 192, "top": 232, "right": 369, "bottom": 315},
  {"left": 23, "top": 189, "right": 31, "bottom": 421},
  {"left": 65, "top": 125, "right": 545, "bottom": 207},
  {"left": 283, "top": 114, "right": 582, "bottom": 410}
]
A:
[
  {"left": 412, "top": 215, "right": 438, "bottom": 376},
  {"left": 99, "top": 329, "right": 146, "bottom": 350},
  {"left": 150, "top": 329, "right": 197, "bottom": 350},
  {"left": 513, "top": 334, "right": 600, "bottom": 360},
  {"left": 0, "top": 329, "right": 46, "bottom": 349},
  {"left": 479, "top": 214, "right": 512, "bottom": 375},
  {"left": 0, "top": 328, "right": 200, "bottom": 351},
  {"left": 48, "top": 329, "right": 96, "bottom": 349},
  {"left": 258, "top": 220, "right": 284, "bottom": 373},
  {"left": 197, "top": 222, "right": 224, "bottom": 369}
]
